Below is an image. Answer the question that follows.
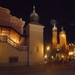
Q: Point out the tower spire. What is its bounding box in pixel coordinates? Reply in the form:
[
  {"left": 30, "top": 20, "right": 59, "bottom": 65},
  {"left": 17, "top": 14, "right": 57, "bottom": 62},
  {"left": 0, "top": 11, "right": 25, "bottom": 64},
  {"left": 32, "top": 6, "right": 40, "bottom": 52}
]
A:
[
  {"left": 61, "top": 26, "right": 64, "bottom": 31},
  {"left": 33, "top": 5, "right": 35, "bottom": 13},
  {"left": 30, "top": 5, "right": 39, "bottom": 23},
  {"left": 61, "top": 26, "right": 65, "bottom": 33},
  {"left": 52, "top": 23, "right": 57, "bottom": 31},
  {"left": 54, "top": 23, "right": 56, "bottom": 28}
]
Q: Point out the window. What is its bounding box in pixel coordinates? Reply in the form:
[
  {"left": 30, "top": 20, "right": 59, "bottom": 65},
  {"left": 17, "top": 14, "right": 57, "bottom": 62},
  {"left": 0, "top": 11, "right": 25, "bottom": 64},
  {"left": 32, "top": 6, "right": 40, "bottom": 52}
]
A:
[
  {"left": 2, "top": 31, "right": 9, "bottom": 36},
  {"left": 9, "top": 57, "right": 18, "bottom": 63}
]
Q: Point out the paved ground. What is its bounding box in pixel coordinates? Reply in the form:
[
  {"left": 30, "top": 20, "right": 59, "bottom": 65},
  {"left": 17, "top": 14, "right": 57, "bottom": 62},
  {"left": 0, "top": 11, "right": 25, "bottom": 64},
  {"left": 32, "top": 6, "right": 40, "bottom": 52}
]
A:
[{"left": 0, "top": 63, "right": 75, "bottom": 75}]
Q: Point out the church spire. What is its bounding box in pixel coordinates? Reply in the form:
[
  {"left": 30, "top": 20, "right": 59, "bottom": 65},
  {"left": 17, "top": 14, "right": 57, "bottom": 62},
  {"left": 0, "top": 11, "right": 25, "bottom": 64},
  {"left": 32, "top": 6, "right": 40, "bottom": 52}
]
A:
[
  {"left": 61, "top": 26, "right": 65, "bottom": 33},
  {"left": 30, "top": 5, "right": 39, "bottom": 23},
  {"left": 33, "top": 5, "right": 35, "bottom": 13},
  {"left": 52, "top": 23, "right": 57, "bottom": 31},
  {"left": 61, "top": 26, "right": 64, "bottom": 31}
]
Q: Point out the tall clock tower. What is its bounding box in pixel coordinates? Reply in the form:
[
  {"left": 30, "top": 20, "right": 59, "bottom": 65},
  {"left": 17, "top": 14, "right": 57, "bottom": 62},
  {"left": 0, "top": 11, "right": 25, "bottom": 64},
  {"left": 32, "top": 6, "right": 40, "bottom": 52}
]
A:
[{"left": 25, "top": 6, "right": 44, "bottom": 65}]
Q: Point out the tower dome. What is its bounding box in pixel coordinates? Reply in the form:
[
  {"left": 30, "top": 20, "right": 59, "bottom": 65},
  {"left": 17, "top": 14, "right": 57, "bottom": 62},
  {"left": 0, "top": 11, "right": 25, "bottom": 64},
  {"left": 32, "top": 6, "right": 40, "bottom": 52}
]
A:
[{"left": 30, "top": 6, "right": 39, "bottom": 23}]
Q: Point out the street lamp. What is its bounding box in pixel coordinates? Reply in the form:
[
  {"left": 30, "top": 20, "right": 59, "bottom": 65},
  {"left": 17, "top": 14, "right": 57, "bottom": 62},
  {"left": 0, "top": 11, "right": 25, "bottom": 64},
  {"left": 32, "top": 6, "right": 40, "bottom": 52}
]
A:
[
  {"left": 46, "top": 46, "right": 50, "bottom": 55},
  {"left": 44, "top": 54, "right": 47, "bottom": 59},
  {"left": 44, "top": 54, "right": 48, "bottom": 64},
  {"left": 68, "top": 51, "right": 74, "bottom": 59},
  {"left": 46, "top": 46, "right": 51, "bottom": 62},
  {"left": 47, "top": 46, "right": 50, "bottom": 51}
]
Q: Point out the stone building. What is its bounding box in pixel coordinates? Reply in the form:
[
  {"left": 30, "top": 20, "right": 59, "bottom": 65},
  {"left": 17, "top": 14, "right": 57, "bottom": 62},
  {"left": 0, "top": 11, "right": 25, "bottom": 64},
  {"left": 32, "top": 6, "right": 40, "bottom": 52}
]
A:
[
  {"left": 0, "top": 6, "right": 44, "bottom": 66},
  {"left": 51, "top": 24, "right": 69, "bottom": 59}
]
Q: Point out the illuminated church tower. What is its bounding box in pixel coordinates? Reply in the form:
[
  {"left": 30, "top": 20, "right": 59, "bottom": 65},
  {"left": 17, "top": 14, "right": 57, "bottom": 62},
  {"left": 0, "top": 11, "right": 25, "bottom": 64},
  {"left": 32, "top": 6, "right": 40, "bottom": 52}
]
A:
[
  {"left": 59, "top": 27, "right": 67, "bottom": 54},
  {"left": 52, "top": 24, "right": 58, "bottom": 56}
]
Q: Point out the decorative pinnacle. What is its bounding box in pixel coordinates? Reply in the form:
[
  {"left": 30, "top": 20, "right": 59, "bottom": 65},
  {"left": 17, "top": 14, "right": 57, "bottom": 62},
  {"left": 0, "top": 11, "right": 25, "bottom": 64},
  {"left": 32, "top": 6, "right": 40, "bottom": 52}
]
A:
[
  {"left": 33, "top": 5, "right": 35, "bottom": 13},
  {"left": 54, "top": 23, "right": 57, "bottom": 29},
  {"left": 54, "top": 23, "right": 56, "bottom": 27},
  {"left": 61, "top": 26, "right": 64, "bottom": 31},
  {"left": 52, "top": 23, "right": 57, "bottom": 31},
  {"left": 61, "top": 26, "right": 65, "bottom": 33}
]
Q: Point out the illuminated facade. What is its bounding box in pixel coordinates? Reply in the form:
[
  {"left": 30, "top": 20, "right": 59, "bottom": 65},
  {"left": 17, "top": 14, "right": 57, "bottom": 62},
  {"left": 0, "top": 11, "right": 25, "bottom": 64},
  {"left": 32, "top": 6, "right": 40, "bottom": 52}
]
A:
[
  {"left": 52, "top": 24, "right": 58, "bottom": 57},
  {"left": 52, "top": 24, "right": 58, "bottom": 49},
  {"left": 0, "top": 6, "right": 44, "bottom": 65},
  {"left": 52, "top": 24, "right": 68, "bottom": 58}
]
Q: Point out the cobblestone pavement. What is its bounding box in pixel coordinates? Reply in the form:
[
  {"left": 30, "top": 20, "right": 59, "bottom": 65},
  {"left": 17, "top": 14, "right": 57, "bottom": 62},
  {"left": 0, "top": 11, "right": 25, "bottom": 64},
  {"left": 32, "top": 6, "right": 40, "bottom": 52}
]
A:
[{"left": 0, "top": 63, "right": 75, "bottom": 75}]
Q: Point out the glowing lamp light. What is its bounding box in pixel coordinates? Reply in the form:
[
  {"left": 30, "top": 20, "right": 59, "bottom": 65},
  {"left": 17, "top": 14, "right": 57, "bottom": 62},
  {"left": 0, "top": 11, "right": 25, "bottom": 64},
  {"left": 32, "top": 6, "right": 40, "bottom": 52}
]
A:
[
  {"left": 69, "top": 52, "right": 74, "bottom": 56},
  {"left": 74, "top": 51, "right": 75, "bottom": 53},
  {"left": 61, "top": 55, "right": 64, "bottom": 58},
  {"left": 45, "top": 55, "right": 47, "bottom": 58},
  {"left": 47, "top": 47, "right": 50, "bottom": 51},
  {"left": 62, "top": 34, "right": 65, "bottom": 37},
  {"left": 51, "top": 56, "right": 54, "bottom": 59}
]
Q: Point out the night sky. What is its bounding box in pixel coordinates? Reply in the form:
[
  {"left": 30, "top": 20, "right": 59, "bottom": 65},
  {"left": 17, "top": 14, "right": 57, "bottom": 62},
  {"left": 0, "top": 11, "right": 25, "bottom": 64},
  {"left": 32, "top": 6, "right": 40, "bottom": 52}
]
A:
[{"left": 0, "top": 0, "right": 75, "bottom": 45}]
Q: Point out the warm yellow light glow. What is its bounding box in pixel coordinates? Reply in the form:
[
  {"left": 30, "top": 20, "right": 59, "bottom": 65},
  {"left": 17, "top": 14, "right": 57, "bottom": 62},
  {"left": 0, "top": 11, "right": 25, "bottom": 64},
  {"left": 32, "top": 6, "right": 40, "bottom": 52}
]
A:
[
  {"left": 74, "top": 51, "right": 75, "bottom": 53},
  {"left": 61, "top": 55, "right": 64, "bottom": 58},
  {"left": 62, "top": 34, "right": 65, "bottom": 37},
  {"left": 51, "top": 56, "right": 54, "bottom": 59},
  {"left": 57, "top": 48, "right": 59, "bottom": 51},
  {"left": 47, "top": 46, "right": 50, "bottom": 51},
  {"left": 10, "top": 37, "right": 19, "bottom": 44},
  {"left": 44, "top": 55, "right": 47, "bottom": 59},
  {"left": 69, "top": 52, "right": 74, "bottom": 56}
]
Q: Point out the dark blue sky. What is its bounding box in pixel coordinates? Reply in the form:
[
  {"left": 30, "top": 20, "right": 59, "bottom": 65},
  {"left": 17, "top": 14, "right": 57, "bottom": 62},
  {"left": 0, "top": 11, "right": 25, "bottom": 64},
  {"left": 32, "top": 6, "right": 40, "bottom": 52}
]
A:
[{"left": 0, "top": 0, "right": 75, "bottom": 44}]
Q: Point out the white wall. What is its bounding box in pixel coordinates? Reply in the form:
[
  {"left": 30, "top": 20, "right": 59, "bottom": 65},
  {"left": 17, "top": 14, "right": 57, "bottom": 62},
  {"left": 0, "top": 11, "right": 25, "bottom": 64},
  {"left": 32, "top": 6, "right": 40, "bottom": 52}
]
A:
[{"left": 28, "top": 24, "right": 44, "bottom": 65}]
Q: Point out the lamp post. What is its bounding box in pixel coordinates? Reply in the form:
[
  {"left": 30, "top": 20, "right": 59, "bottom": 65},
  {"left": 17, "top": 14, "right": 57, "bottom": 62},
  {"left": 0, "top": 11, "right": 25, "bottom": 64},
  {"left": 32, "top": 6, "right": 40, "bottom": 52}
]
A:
[
  {"left": 47, "top": 47, "right": 50, "bottom": 51},
  {"left": 46, "top": 46, "right": 50, "bottom": 61},
  {"left": 44, "top": 54, "right": 47, "bottom": 64},
  {"left": 44, "top": 46, "right": 51, "bottom": 64},
  {"left": 46, "top": 46, "right": 50, "bottom": 56}
]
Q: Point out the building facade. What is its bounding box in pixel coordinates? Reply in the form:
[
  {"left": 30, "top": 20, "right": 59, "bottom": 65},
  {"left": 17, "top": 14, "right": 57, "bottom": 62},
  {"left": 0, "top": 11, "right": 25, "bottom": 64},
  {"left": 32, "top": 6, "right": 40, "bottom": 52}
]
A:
[
  {"left": 0, "top": 6, "right": 44, "bottom": 66},
  {"left": 52, "top": 24, "right": 58, "bottom": 57},
  {"left": 25, "top": 6, "right": 45, "bottom": 65},
  {"left": 51, "top": 24, "right": 69, "bottom": 59}
]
